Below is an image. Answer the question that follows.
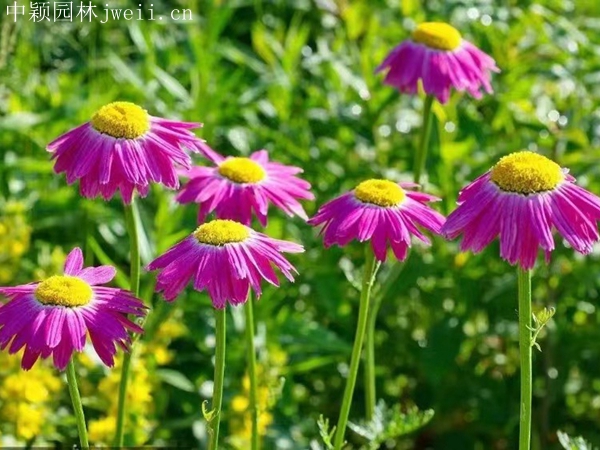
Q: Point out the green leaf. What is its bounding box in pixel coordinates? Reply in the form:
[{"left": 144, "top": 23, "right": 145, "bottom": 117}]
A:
[
  {"left": 558, "top": 431, "right": 597, "bottom": 450},
  {"left": 155, "top": 369, "right": 196, "bottom": 393},
  {"left": 348, "top": 401, "right": 434, "bottom": 448},
  {"left": 317, "top": 415, "right": 336, "bottom": 450},
  {"left": 153, "top": 67, "right": 191, "bottom": 104}
]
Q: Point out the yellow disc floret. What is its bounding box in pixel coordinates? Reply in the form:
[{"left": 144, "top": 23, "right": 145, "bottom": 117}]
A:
[
  {"left": 354, "top": 179, "right": 405, "bottom": 207},
  {"left": 412, "top": 22, "right": 462, "bottom": 51},
  {"left": 91, "top": 102, "right": 150, "bottom": 139},
  {"left": 490, "top": 151, "right": 563, "bottom": 194},
  {"left": 218, "top": 158, "right": 266, "bottom": 184},
  {"left": 194, "top": 220, "right": 250, "bottom": 246},
  {"left": 35, "top": 275, "right": 93, "bottom": 307}
]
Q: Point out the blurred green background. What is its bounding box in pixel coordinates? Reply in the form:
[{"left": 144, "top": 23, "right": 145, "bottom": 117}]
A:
[{"left": 1, "top": 0, "right": 600, "bottom": 448}]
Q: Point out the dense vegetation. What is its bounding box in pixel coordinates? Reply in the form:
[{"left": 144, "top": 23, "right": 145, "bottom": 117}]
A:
[{"left": 1, "top": 0, "right": 600, "bottom": 448}]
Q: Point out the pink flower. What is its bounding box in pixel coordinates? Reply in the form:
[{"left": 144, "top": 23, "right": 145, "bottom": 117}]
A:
[
  {"left": 176, "top": 149, "right": 314, "bottom": 226},
  {"left": 146, "top": 219, "right": 303, "bottom": 308},
  {"left": 376, "top": 22, "right": 499, "bottom": 104},
  {"left": 442, "top": 151, "right": 600, "bottom": 269},
  {"left": 308, "top": 179, "right": 445, "bottom": 261},
  {"left": 0, "top": 248, "right": 146, "bottom": 370},
  {"left": 47, "top": 101, "right": 218, "bottom": 203}
]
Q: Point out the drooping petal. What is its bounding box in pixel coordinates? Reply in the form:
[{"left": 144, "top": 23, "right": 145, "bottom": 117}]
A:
[
  {"left": 441, "top": 159, "right": 600, "bottom": 269},
  {"left": 176, "top": 148, "right": 313, "bottom": 226},
  {"left": 148, "top": 221, "right": 303, "bottom": 308},
  {"left": 308, "top": 181, "right": 445, "bottom": 262},
  {"left": 47, "top": 102, "right": 218, "bottom": 203},
  {"left": 0, "top": 246, "right": 146, "bottom": 370}
]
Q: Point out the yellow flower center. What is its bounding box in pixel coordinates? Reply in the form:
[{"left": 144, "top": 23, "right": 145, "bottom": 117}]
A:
[
  {"left": 218, "top": 157, "right": 266, "bottom": 184},
  {"left": 412, "top": 22, "right": 462, "bottom": 51},
  {"left": 34, "top": 275, "right": 93, "bottom": 307},
  {"left": 354, "top": 179, "right": 405, "bottom": 207},
  {"left": 193, "top": 220, "right": 250, "bottom": 246},
  {"left": 490, "top": 151, "right": 563, "bottom": 194},
  {"left": 90, "top": 102, "right": 150, "bottom": 139}
]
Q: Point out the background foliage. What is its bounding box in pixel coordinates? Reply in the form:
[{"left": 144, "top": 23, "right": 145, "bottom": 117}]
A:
[{"left": 1, "top": 0, "right": 600, "bottom": 448}]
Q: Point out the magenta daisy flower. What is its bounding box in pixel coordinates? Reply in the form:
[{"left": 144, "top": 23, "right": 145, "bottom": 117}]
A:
[
  {"left": 176, "top": 149, "right": 314, "bottom": 226},
  {"left": 308, "top": 179, "right": 445, "bottom": 261},
  {"left": 376, "top": 22, "right": 499, "bottom": 104},
  {"left": 146, "top": 219, "right": 304, "bottom": 307},
  {"left": 442, "top": 151, "right": 600, "bottom": 269},
  {"left": 47, "top": 101, "right": 218, "bottom": 203},
  {"left": 0, "top": 248, "right": 146, "bottom": 370}
]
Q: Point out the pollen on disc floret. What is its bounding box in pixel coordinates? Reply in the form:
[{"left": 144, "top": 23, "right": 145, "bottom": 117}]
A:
[
  {"left": 218, "top": 157, "right": 266, "bottom": 184},
  {"left": 490, "top": 151, "right": 563, "bottom": 194},
  {"left": 354, "top": 179, "right": 405, "bottom": 207},
  {"left": 194, "top": 219, "right": 250, "bottom": 246},
  {"left": 412, "top": 22, "right": 462, "bottom": 51},
  {"left": 91, "top": 101, "right": 150, "bottom": 139},
  {"left": 34, "top": 275, "right": 93, "bottom": 307}
]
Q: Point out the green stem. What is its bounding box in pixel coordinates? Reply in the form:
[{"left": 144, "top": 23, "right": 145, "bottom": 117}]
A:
[
  {"left": 115, "top": 199, "right": 142, "bottom": 446},
  {"left": 334, "top": 248, "right": 377, "bottom": 450},
  {"left": 364, "top": 296, "right": 379, "bottom": 421},
  {"left": 413, "top": 94, "right": 435, "bottom": 185},
  {"left": 364, "top": 258, "right": 404, "bottom": 420},
  {"left": 83, "top": 200, "right": 94, "bottom": 267},
  {"left": 208, "top": 308, "right": 227, "bottom": 450},
  {"left": 66, "top": 358, "right": 89, "bottom": 448},
  {"left": 245, "top": 295, "right": 260, "bottom": 450},
  {"left": 124, "top": 200, "right": 141, "bottom": 295},
  {"left": 518, "top": 268, "right": 533, "bottom": 450}
]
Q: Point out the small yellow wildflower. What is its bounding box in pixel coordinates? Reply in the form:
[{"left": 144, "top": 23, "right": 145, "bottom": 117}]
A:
[
  {"left": 454, "top": 252, "right": 469, "bottom": 268},
  {"left": 153, "top": 345, "right": 173, "bottom": 365},
  {"left": 10, "top": 241, "right": 25, "bottom": 257},
  {"left": 2, "top": 374, "right": 52, "bottom": 403},
  {"left": 89, "top": 416, "right": 116, "bottom": 444},
  {"left": 13, "top": 403, "right": 44, "bottom": 441},
  {"left": 0, "top": 351, "right": 61, "bottom": 443},
  {"left": 228, "top": 345, "right": 289, "bottom": 449},
  {"left": 232, "top": 395, "right": 249, "bottom": 412},
  {"left": 92, "top": 350, "right": 154, "bottom": 444},
  {"left": 0, "top": 201, "right": 31, "bottom": 282},
  {"left": 157, "top": 319, "right": 186, "bottom": 339}
]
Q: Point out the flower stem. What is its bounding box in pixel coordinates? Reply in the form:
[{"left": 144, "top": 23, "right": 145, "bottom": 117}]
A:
[
  {"left": 364, "top": 295, "right": 379, "bottom": 421},
  {"left": 518, "top": 268, "right": 533, "bottom": 450},
  {"left": 364, "top": 258, "right": 402, "bottom": 420},
  {"left": 123, "top": 199, "right": 141, "bottom": 296},
  {"left": 413, "top": 94, "right": 435, "bottom": 185},
  {"left": 115, "top": 199, "right": 142, "bottom": 446},
  {"left": 208, "top": 308, "right": 227, "bottom": 450},
  {"left": 83, "top": 200, "right": 94, "bottom": 267},
  {"left": 245, "top": 295, "right": 260, "bottom": 450},
  {"left": 66, "top": 358, "right": 89, "bottom": 448},
  {"left": 334, "top": 248, "right": 377, "bottom": 450}
]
